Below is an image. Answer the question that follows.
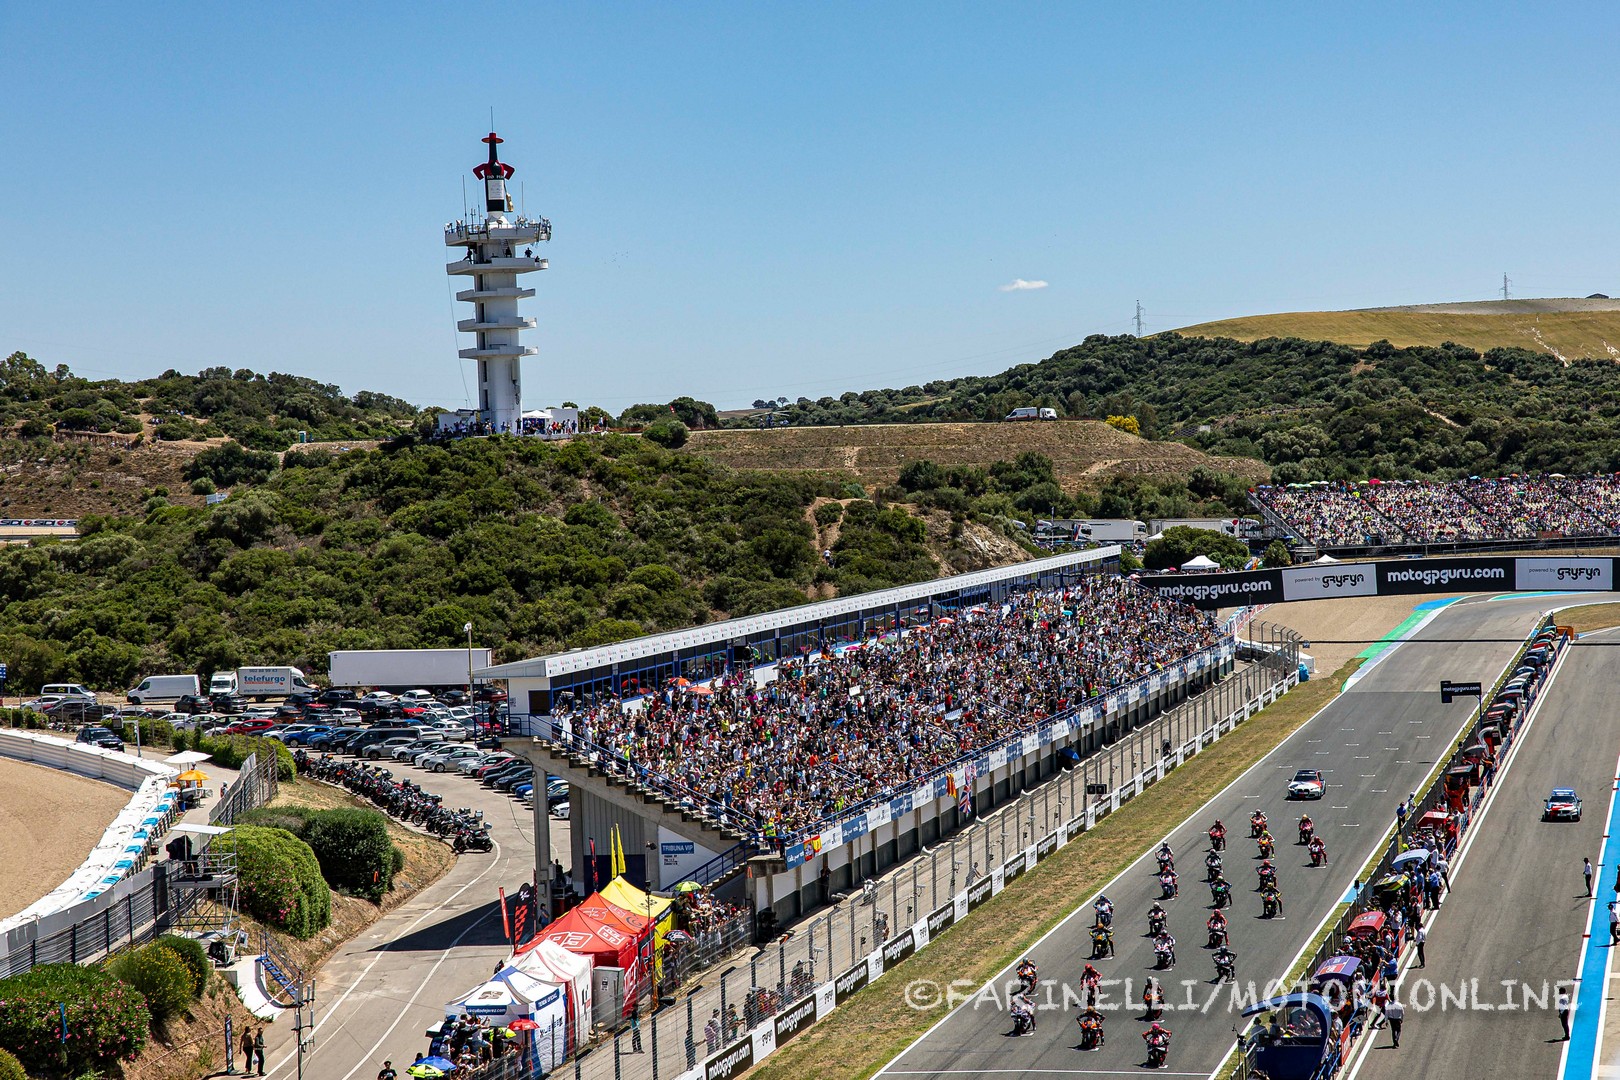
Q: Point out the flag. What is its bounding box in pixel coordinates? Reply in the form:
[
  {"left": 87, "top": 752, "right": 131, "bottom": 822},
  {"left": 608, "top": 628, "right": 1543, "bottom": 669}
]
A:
[
  {"left": 946, "top": 773, "right": 958, "bottom": 800},
  {"left": 588, "top": 838, "right": 597, "bottom": 893},
  {"left": 959, "top": 763, "right": 975, "bottom": 818},
  {"left": 611, "top": 825, "right": 627, "bottom": 879},
  {"left": 499, "top": 886, "right": 512, "bottom": 944}
]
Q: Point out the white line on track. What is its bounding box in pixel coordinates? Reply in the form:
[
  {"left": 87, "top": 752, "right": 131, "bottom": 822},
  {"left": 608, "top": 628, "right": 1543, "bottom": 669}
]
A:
[{"left": 1339, "top": 631, "right": 1572, "bottom": 1080}]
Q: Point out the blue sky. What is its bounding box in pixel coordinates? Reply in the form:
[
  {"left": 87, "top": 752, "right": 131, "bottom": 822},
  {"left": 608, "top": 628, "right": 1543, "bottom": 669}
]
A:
[{"left": 3, "top": 3, "right": 1618, "bottom": 412}]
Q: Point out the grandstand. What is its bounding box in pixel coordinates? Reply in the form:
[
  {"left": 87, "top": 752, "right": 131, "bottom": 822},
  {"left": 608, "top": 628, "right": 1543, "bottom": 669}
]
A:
[{"left": 1252, "top": 472, "right": 1620, "bottom": 553}]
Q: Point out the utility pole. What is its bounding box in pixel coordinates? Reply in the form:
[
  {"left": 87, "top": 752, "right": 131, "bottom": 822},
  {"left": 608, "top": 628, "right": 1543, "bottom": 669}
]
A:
[
  {"left": 1134, "top": 300, "right": 1144, "bottom": 336},
  {"left": 1502, "top": 273, "right": 1511, "bottom": 301}
]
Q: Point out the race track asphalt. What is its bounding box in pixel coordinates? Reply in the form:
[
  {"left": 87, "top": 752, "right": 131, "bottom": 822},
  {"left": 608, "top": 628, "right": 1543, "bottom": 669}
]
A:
[
  {"left": 1347, "top": 624, "right": 1618, "bottom": 1080},
  {"left": 876, "top": 595, "right": 1559, "bottom": 1080}
]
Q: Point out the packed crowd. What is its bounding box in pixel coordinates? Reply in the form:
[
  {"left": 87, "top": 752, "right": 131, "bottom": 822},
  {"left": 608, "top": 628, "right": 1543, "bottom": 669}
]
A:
[
  {"left": 551, "top": 577, "right": 1221, "bottom": 841},
  {"left": 1254, "top": 472, "right": 1620, "bottom": 547},
  {"left": 674, "top": 884, "right": 749, "bottom": 935}
]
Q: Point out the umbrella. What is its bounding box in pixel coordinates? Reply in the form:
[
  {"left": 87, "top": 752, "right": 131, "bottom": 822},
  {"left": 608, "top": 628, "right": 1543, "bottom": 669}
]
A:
[
  {"left": 1390, "top": 849, "right": 1430, "bottom": 871},
  {"left": 685, "top": 685, "right": 713, "bottom": 696},
  {"left": 406, "top": 1065, "right": 444, "bottom": 1078},
  {"left": 416, "top": 1057, "right": 456, "bottom": 1072},
  {"left": 177, "top": 769, "right": 209, "bottom": 782},
  {"left": 668, "top": 677, "right": 691, "bottom": 687},
  {"left": 509, "top": 1018, "right": 540, "bottom": 1032},
  {"left": 665, "top": 928, "right": 694, "bottom": 943},
  {"left": 673, "top": 881, "right": 703, "bottom": 893}
]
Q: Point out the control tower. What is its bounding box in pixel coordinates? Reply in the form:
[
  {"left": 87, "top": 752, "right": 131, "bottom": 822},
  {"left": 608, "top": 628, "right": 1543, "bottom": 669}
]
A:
[{"left": 446, "top": 132, "right": 550, "bottom": 434}]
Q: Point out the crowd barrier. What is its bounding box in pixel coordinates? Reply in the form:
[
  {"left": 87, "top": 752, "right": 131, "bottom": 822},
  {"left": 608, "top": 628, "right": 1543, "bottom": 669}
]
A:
[{"left": 0, "top": 731, "right": 178, "bottom": 935}]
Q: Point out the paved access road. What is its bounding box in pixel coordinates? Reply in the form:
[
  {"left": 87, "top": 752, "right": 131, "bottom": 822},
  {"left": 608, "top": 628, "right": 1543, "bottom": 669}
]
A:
[
  {"left": 877, "top": 595, "right": 1555, "bottom": 1080},
  {"left": 259, "top": 763, "right": 562, "bottom": 1080},
  {"left": 1348, "top": 625, "right": 1613, "bottom": 1080}
]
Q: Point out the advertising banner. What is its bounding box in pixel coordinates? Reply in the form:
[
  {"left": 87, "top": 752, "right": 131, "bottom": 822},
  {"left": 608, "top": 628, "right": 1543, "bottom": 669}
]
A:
[
  {"left": 1514, "top": 557, "right": 1614, "bottom": 592},
  {"left": 1136, "top": 568, "right": 1283, "bottom": 609},
  {"left": 1281, "top": 564, "right": 1377, "bottom": 601},
  {"left": 1377, "top": 558, "right": 1513, "bottom": 594}
]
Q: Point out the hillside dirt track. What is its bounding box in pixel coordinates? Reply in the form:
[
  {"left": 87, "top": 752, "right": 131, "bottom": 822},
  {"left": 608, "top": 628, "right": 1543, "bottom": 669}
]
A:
[
  {"left": 0, "top": 756, "right": 129, "bottom": 919},
  {"left": 684, "top": 420, "right": 1267, "bottom": 493}
]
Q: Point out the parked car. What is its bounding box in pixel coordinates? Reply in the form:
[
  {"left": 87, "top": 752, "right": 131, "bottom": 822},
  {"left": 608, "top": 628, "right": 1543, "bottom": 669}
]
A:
[
  {"left": 422, "top": 747, "right": 483, "bottom": 773},
  {"left": 473, "top": 755, "right": 520, "bottom": 779},
  {"left": 43, "top": 683, "right": 97, "bottom": 704},
  {"left": 426, "top": 720, "right": 467, "bottom": 742},
  {"left": 392, "top": 735, "right": 446, "bottom": 761},
  {"left": 483, "top": 760, "right": 530, "bottom": 787},
  {"left": 550, "top": 800, "right": 570, "bottom": 820},
  {"left": 399, "top": 689, "right": 437, "bottom": 703},
  {"left": 365, "top": 737, "right": 419, "bottom": 761},
  {"left": 224, "top": 719, "right": 277, "bottom": 737},
  {"left": 327, "top": 707, "right": 364, "bottom": 725},
  {"left": 283, "top": 725, "right": 334, "bottom": 747},
  {"left": 441, "top": 689, "right": 470, "bottom": 706},
  {"left": 47, "top": 700, "right": 118, "bottom": 724},
  {"left": 473, "top": 686, "right": 507, "bottom": 703},
  {"left": 493, "top": 766, "right": 535, "bottom": 792},
  {"left": 76, "top": 725, "right": 125, "bottom": 752},
  {"left": 210, "top": 693, "right": 247, "bottom": 713},
  {"left": 318, "top": 689, "right": 359, "bottom": 706}
]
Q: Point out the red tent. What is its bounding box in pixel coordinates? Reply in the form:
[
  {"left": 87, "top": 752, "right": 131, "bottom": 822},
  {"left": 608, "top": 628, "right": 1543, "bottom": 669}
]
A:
[{"left": 516, "top": 895, "right": 653, "bottom": 1015}]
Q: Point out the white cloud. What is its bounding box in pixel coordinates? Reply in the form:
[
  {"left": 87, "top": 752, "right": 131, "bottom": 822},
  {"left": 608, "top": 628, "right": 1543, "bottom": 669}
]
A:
[{"left": 999, "top": 278, "right": 1049, "bottom": 292}]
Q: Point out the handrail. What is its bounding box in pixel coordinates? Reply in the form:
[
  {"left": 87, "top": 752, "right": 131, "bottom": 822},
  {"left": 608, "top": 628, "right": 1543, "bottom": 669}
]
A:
[
  {"left": 688, "top": 840, "right": 757, "bottom": 888},
  {"left": 513, "top": 636, "right": 1232, "bottom": 847}
]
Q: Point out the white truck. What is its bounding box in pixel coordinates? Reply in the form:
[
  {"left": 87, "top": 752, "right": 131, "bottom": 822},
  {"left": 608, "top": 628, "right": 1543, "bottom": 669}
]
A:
[
  {"left": 1077, "top": 519, "right": 1148, "bottom": 543},
  {"left": 327, "top": 649, "right": 493, "bottom": 690},
  {"left": 1150, "top": 517, "right": 1262, "bottom": 539},
  {"left": 210, "top": 666, "right": 316, "bottom": 700}
]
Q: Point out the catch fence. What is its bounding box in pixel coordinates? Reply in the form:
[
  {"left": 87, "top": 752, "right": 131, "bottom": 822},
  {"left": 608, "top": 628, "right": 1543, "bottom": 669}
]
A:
[
  {"left": 210, "top": 749, "right": 281, "bottom": 826},
  {"left": 558, "top": 629, "right": 1301, "bottom": 1080}
]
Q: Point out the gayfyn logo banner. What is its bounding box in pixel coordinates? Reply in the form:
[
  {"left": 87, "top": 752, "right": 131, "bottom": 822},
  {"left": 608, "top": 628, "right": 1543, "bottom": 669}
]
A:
[
  {"left": 1280, "top": 565, "right": 1377, "bottom": 602},
  {"left": 1514, "top": 557, "right": 1614, "bottom": 592}
]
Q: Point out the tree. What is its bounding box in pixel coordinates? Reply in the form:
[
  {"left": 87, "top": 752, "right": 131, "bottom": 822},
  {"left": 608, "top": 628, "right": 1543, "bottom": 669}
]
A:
[
  {"left": 1143, "top": 526, "right": 1251, "bottom": 570},
  {"left": 1263, "top": 540, "right": 1292, "bottom": 568},
  {"left": 1105, "top": 414, "right": 1141, "bottom": 436},
  {"left": 642, "top": 419, "right": 688, "bottom": 448}
]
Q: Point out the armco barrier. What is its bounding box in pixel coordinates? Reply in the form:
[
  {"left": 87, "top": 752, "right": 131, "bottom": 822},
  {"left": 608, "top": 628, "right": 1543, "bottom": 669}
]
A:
[
  {"left": 0, "top": 730, "right": 177, "bottom": 934},
  {"left": 637, "top": 632, "right": 1305, "bottom": 1080}
]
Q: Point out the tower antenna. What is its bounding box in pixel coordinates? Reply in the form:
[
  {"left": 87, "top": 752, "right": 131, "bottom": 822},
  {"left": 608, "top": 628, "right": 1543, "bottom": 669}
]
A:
[
  {"left": 1502, "top": 273, "right": 1511, "bottom": 301},
  {"left": 1134, "top": 301, "right": 1144, "bottom": 336}
]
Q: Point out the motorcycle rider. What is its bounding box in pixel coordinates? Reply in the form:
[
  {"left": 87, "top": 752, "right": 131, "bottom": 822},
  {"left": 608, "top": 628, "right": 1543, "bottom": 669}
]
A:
[
  {"left": 1081, "top": 963, "right": 1103, "bottom": 1004},
  {"left": 1076, "top": 1005, "right": 1106, "bottom": 1049},
  {"left": 1297, "top": 813, "right": 1314, "bottom": 845},
  {"left": 1261, "top": 881, "right": 1283, "bottom": 917},
  {"left": 1153, "top": 930, "right": 1176, "bottom": 969},
  {"left": 1257, "top": 858, "right": 1277, "bottom": 887},
  {"left": 1142, "top": 977, "right": 1165, "bottom": 1020},
  {"left": 1159, "top": 869, "right": 1179, "bottom": 899},
  {"left": 1257, "top": 830, "right": 1276, "bottom": 859},
  {"left": 1210, "top": 873, "right": 1231, "bottom": 908},
  {"left": 1307, "top": 835, "right": 1327, "bottom": 867},
  {"left": 1250, "top": 810, "right": 1267, "bottom": 838},
  {"left": 1094, "top": 894, "right": 1114, "bottom": 927},
  {"left": 1206, "top": 909, "right": 1229, "bottom": 947},
  {"left": 1209, "top": 819, "right": 1226, "bottom": 851},
  {"left": 1016, "top": 958, "right": 1039, "bottom": 995},
  {"left": 1205, "top": 848, "right": 1223, "bottom": 879},
  {"left": 1148, "top": 901, "right": 1168, "bottom": 935},
  {"left": 1213, "top": 944, "right": 1236, "bottom": 983},
  {"left": 1156, "top": 841, "right": 1175, "bottom": 873},
  {"left": 1010, "top": 992, "right": 1035, "bottom": 1036},
  {"left": 1143, "top": 1022, "right": 1172, "bottom": 1068},
  {"left": 1091, "top": 923, "right": 1114, "bottom": 958}
]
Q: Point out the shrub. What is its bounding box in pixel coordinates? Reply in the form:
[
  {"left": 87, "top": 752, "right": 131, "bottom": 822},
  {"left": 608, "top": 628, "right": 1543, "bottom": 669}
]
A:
[
  {"left": 303, "top": 808, "right": 396, "bottom": 900},
  {"left": 813, "top": 501, "right": 844, "bottom": 526},
  {"left": 193, "top": 734, "right": 295, "bottom": 780},
  {"left": 1104, "top": 414, "right": 1140, "bottom": 435},
  {"left": 0, "top": 1047, "right": 25, "bottom": 1080},
  {"left": 108, "top": 944, "right": 193, "bottom": 1024},
  {"left": 189, "top": 477, "right": 217, "bottom": 496},
  {"left": 151, "top": 935, "right": 211, "bottom": 998},
  {"left": 0, "top": 963, "right": 149, "bottom": 1075},
  {"left": 641, "top": 418, "right": 688, "bottom": 449},
  {"left": 213, "top": 826, "right": 330, "bottom": 939},
  {"left": 239, "top": 806, "right": 318, "bottom": 837},
  {"left": 1263, "top": 539, "right": 1292, "bottom": 568}
]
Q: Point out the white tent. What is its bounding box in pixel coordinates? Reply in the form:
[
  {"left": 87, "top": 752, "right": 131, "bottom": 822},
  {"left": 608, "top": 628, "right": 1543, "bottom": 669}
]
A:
[
  {"left": 1147, "top": 531, "right": 1166, "bottom": 541},
  {"left": 1181, "top": 554, "right": 1220, "bottom": 571},
  {"left": 1313, "top": 554, "right": 1340, "bottom": 564},
  {"left": 508, "top": 938, "right": 593, "bottom": 1038},
  {"left": 448, "top": 980, "right": 519, "bottom": 1017}
]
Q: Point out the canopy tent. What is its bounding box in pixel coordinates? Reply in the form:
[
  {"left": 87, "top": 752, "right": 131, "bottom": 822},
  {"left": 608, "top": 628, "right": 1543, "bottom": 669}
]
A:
[
  {"left": 507, "top": 938, "right": 593, "bottom": 1040},
  {"left": 1313, "top": 554, "right": 1340, "bottom": 564},
  {"left": 162, "top": 750, "right": 212, "bottom": 766},
  {"left": 600, "top": 877, "right": 676, "bottom": 979},
  {"left": 446, "top": 959, "right": 575, "bottom": 1076},
  {"left": 519, "top": 893, "right": 652, "bottom": 1018},
  {"left": 1180, "top": 554, "right": 1220, "bottom": 571}
]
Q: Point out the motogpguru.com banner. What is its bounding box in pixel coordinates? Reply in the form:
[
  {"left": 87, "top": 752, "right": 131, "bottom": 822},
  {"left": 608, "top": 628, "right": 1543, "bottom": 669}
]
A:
[{"left": 1138, "top": 556, "right": 1614, "bottom": 609}]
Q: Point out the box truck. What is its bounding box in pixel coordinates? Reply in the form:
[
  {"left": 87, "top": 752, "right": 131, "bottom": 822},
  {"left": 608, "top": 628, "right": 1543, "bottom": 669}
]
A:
[
  {"left": 1077, "top": 519, "right": 1148, "bottom": 543},
  {"left": 126, "top": 674, "right": 201, "bottom": 704},
  {"left": 328, "top": 649, "right": 494, "bottom": 689},
  {"left": 210, "top": 667, "right": 315, "bottom": 700}
]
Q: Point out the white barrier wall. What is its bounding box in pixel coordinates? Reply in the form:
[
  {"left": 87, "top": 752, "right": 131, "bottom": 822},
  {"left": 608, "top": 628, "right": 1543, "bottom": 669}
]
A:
[{"left": 0, "top": 731, "right": 177, "bottom": 933}]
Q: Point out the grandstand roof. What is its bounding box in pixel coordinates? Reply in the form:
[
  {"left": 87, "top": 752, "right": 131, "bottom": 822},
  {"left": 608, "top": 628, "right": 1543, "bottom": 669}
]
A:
[{"left": 477, "top": 546, "right": 1120, "bottom": 680}]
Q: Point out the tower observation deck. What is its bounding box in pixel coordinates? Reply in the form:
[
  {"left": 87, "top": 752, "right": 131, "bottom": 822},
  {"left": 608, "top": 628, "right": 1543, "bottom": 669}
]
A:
[{"left": 446, "top": 132, "right": 550, "bottom": 434}]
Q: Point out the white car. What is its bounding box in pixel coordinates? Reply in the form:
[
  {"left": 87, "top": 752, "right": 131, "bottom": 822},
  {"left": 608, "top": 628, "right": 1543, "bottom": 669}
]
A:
[
  {"left": 427, "top": 720, "right": 467, "bottom": 742},
  {"left": 422, "top": 747, "right": 482, "bottom": 773},
  {"left": 447, "top": 706, "right": 475, "bottom": 724},
  {"left": 399, "top": 689, "right": 437, "bottom": 703},
  {"left": 327, "top": 707, "right": 364, "bottom": 725},
  {"left": 243, "top": 705, "right": 280, "bottom": 719},
  {"left": 392, "top": 736, "right": 445, "bottom": 761},
  {"left": 1287, "top": 769, "right": 1326, "bottom": 800},
  {"left": 550, "top": 800, "right": 570, "bottom": 820},
  {"left": 360, "top": 691, "right": 396, "bottom": 704}
]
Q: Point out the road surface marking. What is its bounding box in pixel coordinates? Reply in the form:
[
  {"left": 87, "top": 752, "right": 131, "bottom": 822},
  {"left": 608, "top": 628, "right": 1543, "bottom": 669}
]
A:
[{"left": 1558, "top": 758, "right": 1620, "bottom": 1080}]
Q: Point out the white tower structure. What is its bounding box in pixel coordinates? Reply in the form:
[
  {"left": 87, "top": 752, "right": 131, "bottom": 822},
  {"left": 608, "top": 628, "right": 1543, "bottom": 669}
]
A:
[{"left": 446, "top": 132, "right": 550, "bottom": 433}]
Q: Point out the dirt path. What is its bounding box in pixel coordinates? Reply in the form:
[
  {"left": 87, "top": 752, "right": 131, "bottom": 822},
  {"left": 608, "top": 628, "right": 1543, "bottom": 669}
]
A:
[{"left": 0, "top": 757, "right": 131, "bottom": 919}]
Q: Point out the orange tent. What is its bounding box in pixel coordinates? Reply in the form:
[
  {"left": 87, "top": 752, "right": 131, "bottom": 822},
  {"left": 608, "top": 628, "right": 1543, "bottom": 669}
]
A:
[{"left": 517, "top": 893, "right": 653, "bottom": 1015}]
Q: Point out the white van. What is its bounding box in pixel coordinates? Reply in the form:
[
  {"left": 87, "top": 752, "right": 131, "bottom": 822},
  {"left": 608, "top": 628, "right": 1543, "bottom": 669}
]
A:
[
  {"left": 209, "top": 671, "right": 237, "bottom": 696},
  {"left": 127, "top": 674, "right": 201, "bottom": 705},
  {"left": 41, "top": 683, "right": 96, "bottom": 703},
  {"left": 1002, "top": 407, "right": 1058, "bottom": 421}
]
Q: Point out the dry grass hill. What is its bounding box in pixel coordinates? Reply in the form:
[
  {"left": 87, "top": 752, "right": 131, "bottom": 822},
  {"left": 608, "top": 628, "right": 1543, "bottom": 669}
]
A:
[
  {"left": 1171, "top": 297, "right": 1620, "bottom": 362},
  {"left": 683, "top": 420, "right": 1268, "bottom": 493}
]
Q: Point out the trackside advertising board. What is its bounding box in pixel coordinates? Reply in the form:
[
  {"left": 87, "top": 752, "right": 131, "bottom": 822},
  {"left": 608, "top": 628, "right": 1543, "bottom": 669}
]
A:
[{"left": 1140, "top": 556, "right": 1612, "bottom": 609}]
